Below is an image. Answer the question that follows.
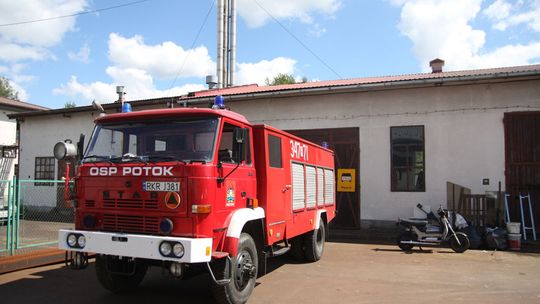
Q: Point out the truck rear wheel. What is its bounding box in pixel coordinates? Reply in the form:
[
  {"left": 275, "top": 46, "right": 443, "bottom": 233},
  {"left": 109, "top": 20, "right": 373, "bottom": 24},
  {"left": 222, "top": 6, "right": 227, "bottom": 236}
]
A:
[
  {"left": 304, "top": 221, "right": 326, "bottom": 262},
  {"left": 212, "top": 232, "right": 258, "bottom": 304},
  {"left": 95, "top": 255, "right": 147, "bottom": 293}
]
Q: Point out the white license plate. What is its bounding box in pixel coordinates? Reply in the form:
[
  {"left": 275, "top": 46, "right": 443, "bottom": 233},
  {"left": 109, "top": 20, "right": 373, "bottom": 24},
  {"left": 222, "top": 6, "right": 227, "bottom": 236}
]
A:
[{"left": 143, "top": 181, "right": 180, "bottom": 192}]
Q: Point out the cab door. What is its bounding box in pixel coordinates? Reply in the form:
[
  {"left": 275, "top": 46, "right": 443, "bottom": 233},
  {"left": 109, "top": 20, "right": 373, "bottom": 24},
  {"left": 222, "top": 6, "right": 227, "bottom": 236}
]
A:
[{"left": 215, "top": 120, "right": 256, "bottom": 215}]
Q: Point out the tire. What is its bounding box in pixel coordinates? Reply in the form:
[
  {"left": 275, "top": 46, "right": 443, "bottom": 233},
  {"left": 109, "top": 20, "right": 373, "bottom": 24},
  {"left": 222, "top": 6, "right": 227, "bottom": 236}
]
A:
[
  {"left": 304, "top": 221, "right": 326, "bottom": 262},
  {"left": 212, "top": 233, "right": 258, "bottom": 304},
  {"left": 288, "top": 235, "right": 305, "bottom": 260},
  {"left": 397, "top": 231, "right": 414, "bottom": 252},
  {"left": 449, "top": 232, "right": 470, "bottom": 253},
  {"left": 95, "top": 255, "right": 148, "bottom": 293}
]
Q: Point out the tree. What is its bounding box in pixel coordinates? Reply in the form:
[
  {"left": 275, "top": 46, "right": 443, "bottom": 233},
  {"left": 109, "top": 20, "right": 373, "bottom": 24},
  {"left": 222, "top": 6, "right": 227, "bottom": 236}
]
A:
[
  {"left": 0, "top": 76, "right": 20, "bottom": 100},
  {"left": 265, "top": 73, "right": 296, "bottom": 86},
  {"left": 64, "top": 101, "right": 77, "bottom": 108}
]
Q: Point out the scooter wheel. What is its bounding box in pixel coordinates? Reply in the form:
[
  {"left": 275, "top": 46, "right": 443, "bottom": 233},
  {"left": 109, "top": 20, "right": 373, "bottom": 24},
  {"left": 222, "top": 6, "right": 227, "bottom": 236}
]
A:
[
  {"left": 397, "top": 232, "right": 414, "bottom": 252},
  {"left": 449, "top": 232, "right": 470, "bottom": 253}
]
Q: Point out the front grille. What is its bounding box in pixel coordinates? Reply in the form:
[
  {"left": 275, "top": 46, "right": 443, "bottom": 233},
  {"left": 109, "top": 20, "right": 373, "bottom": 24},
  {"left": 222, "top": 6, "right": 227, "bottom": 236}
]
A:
[
  {"left": 85, "top": 200, "right": 95, "bottom": 208},
  {"left": 102, "top": 214, "right": 159, "bottom": 234},
  {"left": 103, "top": 198, "right": 159, "bottom": 210}
]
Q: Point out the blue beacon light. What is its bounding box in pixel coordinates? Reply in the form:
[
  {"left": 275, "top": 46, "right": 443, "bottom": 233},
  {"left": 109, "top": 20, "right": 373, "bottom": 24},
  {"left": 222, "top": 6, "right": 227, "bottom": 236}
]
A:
[
  {"left": 122, "top": 102, "right": 132, "bottom": 113},
  {"left": 214, "top": 95, "right": 225, "bottom": 109}
]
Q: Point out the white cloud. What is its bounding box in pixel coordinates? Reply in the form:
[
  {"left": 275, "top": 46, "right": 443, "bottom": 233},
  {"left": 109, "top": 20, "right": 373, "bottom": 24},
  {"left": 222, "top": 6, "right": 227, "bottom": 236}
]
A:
[
  {"left": 237, "top": 0, "right": 341, "bottom": 28},
  {"left": 68, "top": 43, "right": 90, "bottom": 63},
  {"left": 235, "top": 57, "right": 297, "bottom": 85},
  {"left": 108, "top": 33, "right": 215, "bottom": 79},
  {"left": 53, "top": 71, "right": 206, "bottom": 105},
  {"left": 8, "top": 80, "right": 29, "bottom": 101},
  {"left": 394, "top": 0, "right": 540, "bottom": 71},
  {"left": 0, "top": 0, "right": 88, "bottom": 47},
  {"left": 0, "top": 43, "right": 52, "bottom": 62},
  {"left": 483, "top": 0, "right": 540, "bottom": 32}
]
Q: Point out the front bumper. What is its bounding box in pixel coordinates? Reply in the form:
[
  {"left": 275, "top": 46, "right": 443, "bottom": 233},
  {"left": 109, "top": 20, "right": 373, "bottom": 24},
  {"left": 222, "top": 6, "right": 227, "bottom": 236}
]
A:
[{"left": 58, "top": 229, "right": 212, "bottom": 263}]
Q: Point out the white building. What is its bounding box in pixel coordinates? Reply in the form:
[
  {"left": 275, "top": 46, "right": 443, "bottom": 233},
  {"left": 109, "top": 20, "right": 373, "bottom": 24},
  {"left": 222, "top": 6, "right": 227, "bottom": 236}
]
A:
[
  {"left": 0, "top": 97, "right": 47, "bottom": 204},
  {"left": 8, "top": 63, "right": 540, "bottom": 229}
]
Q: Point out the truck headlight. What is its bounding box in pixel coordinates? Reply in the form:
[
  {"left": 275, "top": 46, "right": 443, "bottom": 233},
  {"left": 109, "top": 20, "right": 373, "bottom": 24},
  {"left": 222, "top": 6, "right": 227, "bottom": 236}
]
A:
[
  {"left": 67, "top": 234, "right": 77, "bottom": 247},
  {"left": 173, "top": 243, "right": 184, "bottom": 258},
  {"left": 77, "top": 235, "right": 86, "bottom": 248},
  {"left": 159, "top": 242, "right": 172, "bottom": 256}
]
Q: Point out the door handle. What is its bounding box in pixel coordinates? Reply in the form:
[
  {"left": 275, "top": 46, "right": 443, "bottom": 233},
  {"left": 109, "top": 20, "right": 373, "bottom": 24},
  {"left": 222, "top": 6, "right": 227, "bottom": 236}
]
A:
[{"left": 282, "top": 185, "right": 292, "bottom": 193}]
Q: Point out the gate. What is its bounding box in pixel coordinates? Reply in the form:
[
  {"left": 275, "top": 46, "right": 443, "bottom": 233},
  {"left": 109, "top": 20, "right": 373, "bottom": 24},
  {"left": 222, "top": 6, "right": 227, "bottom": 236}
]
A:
[
  {"left": 287, "top": 127, "right": 360, "bottom": 228},
  {"left": 504, "top": 111, "right": 540, "bottom": 233},
  {"left": 0, "top": 179, "right": 73, "bottom": 256}
]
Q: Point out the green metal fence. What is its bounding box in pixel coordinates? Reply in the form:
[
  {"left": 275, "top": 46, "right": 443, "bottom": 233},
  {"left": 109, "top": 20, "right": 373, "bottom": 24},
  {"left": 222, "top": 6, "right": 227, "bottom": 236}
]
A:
[{"left": 1, "top": 179, "right": 74, "bottom": 256}]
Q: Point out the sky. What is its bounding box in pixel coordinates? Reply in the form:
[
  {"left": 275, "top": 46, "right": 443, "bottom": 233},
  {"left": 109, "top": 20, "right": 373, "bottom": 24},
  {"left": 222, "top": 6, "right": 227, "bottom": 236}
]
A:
[{"left": 0, "top": 0, "right": 539, "bottom": 109}]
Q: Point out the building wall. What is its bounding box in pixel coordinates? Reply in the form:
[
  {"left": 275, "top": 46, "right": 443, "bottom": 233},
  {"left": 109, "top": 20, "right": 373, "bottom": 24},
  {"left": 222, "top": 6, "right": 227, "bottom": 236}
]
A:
[
  {"left": 13, "top": 79, "right": 540, "bottom": 218},
  {"left": 229, "top": 79, "right": 540, "bottom": 221},
  {"left": 1, "top": 109, "right": 18, "bottom": 204}
]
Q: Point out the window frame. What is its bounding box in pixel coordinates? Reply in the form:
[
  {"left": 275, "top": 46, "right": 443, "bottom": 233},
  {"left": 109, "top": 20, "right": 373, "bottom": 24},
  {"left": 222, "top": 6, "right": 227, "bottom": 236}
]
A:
[
  {"left": 34, "top": 156, "right": 55, "bottom": 186},
  {"left": 268, "top": 134, "right": 283, "bottom": 168},
  {"left": 390, "top": 125, "right": 425, "bottom": 192}
]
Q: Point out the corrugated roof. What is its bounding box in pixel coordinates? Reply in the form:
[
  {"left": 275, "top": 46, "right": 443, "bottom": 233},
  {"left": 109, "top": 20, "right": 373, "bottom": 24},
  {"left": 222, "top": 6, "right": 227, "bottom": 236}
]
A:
[
  {"left": 0, "top": 96, "right": 49, "bottom": 111},
  {"left": 184, "top": 64, "right": 540, "bottom": 99},
  {"left": 7, "top": 63, "right": 540, "bottom": 119}
]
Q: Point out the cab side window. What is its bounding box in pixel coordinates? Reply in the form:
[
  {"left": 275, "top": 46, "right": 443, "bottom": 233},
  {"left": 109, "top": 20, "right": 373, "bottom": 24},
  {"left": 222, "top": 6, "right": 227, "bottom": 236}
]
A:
[{"left": 218, "top": 123, "right": 251, "bottom": 165}]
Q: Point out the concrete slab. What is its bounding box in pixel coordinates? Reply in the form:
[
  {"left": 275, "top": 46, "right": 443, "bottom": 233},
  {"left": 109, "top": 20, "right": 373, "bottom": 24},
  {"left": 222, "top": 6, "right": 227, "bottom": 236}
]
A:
[{"left": 0, "top": 242, "right": 539, "bottom": 303}]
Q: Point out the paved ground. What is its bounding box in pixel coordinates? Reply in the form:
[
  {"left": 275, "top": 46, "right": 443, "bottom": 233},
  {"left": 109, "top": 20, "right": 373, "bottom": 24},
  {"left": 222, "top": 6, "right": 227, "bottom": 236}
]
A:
[
  {"left": 0, "top": 220, "right": 73, "bottom": 256},
  {"left": 1, "top": 241, "right": 539, "bottom": 304}
]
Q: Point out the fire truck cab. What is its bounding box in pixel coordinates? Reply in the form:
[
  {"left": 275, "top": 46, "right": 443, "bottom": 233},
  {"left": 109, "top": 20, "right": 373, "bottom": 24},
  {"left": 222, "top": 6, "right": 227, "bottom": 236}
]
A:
[{"left": 55, "top": 99, "right": 335, "bottom": 304}]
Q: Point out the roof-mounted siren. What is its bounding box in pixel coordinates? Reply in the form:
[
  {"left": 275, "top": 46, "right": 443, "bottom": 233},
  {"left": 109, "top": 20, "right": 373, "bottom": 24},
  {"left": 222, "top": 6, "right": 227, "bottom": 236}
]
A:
[{"left": 213, "top": 95, "right": 225, "bottom": 110}]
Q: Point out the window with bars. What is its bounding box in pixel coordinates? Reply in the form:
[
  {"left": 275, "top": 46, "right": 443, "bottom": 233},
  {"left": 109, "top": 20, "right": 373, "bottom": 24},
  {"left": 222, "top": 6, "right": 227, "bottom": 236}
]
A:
[
  {"left": 34, "top": 157, "right": 55, "bottom": 186},
  {"left": 391, "top": 126, "right": 425, "bottom": 192}
]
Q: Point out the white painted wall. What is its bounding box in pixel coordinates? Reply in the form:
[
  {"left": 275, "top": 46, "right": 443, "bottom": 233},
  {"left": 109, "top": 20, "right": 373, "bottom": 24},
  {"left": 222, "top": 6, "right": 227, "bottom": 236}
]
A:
[
  {"left": 14, "top": 79, "right": 540, "bottom": 219},
  {"left": 1, "top": 108, "right": 18, "bottom": 204},
  {"left": 230, "top": 80, "right": 540, "bottom": 221}
]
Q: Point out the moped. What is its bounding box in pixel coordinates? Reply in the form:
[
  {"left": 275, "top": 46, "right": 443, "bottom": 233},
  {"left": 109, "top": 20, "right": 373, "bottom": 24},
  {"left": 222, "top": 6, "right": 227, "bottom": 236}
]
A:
[{"left": 397, "top": 204, "right": 470, "bottom": 253}]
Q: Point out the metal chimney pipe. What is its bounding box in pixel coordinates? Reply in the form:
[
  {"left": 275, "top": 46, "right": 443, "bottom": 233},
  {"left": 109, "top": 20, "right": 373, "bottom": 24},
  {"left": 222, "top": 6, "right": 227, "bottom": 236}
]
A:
[
  {"left": 230, "top": 0, "right": 236, "bottom": 86},
  {"left": 222, "top": 0, "right": 229, "bottom": 87},
  {"left": 216, "top": 0, "right": 224, "bottom": 88}
]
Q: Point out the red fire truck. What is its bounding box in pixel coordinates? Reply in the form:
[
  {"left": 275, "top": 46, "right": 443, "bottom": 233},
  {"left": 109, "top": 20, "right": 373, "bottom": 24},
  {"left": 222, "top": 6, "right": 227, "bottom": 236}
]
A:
[{"left": 54, "top": 98, "right": 335, "bottom": 304}]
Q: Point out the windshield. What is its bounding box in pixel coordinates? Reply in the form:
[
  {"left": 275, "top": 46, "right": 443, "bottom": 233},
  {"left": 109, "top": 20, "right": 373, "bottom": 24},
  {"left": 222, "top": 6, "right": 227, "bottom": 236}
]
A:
[{"left": 83, "top": 117, "right": 219, "bottom": 163}]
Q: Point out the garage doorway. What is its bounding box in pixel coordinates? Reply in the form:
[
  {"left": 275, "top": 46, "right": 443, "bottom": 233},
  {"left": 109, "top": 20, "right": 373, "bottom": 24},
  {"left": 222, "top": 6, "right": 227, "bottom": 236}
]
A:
[{"left": 287, "top": 127, "right": 360, "bottom": 228}]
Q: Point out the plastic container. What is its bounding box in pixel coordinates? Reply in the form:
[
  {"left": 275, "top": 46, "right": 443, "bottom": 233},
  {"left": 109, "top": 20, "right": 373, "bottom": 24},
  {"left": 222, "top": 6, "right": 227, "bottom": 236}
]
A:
[
  {"left": 506, "top": 222, "right": 521, "bottom": 234},
  {"left": 507, "top": 233, "right": 522, "bottom": 251}
]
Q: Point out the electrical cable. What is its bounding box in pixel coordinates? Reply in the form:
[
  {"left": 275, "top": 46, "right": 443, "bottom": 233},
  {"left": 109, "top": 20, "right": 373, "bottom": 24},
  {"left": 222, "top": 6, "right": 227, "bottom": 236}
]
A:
[
  {"left": 252, "top": 0, "right": 343, "bottom": 79},
  {"left": 0, "top": 0, "right": 150, "bottom": 27},
  {"left": 165, "top": 0, "right": 216, "bottom": 95}
]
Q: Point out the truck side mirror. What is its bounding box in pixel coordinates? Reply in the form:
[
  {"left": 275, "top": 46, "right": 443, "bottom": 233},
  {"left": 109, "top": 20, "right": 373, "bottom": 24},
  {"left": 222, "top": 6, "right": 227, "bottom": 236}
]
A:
[
  {"left": 233, "top": 128, "right": 248, "bottom": 163},
  {"left": 77, "top": 133, "right": 85, "bottom": 162}
]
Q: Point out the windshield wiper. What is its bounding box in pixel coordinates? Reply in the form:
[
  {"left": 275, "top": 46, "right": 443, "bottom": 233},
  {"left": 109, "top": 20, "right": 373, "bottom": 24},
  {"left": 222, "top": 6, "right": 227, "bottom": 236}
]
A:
[
  {"left": 185, "top": 159, "right": 207, "bottom": 164},
  {"left": 82, "top": 155, "right": 112, "bottom": 163},
  {"left": 110, "top": 153, "right": 148, "bottom": 164},
  {"left": 145, "top": 156, "right": 187, "bottom": 164}
]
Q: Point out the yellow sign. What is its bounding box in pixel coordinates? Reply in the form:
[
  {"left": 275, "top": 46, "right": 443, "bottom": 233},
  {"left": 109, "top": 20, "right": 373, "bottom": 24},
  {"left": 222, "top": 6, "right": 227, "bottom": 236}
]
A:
[{"left": 337, "top": 169, "right": 356, "bottom": 192}]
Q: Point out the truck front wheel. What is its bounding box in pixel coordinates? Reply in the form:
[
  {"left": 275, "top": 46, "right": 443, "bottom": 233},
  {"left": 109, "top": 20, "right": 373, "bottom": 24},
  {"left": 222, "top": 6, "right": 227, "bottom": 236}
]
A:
[
  {"left": 304, "top": 221, "right": 326, "bottom": 262},
  {"left": 95, "top": 254, "right": 147, "bottom": 293},
  {"left": 212, "top": 232, "right": 258, "bottom": 304}
]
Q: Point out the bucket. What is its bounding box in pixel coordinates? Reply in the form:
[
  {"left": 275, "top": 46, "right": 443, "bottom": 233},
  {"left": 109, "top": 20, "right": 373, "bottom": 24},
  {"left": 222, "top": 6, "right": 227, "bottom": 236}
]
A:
[
  {"left": 507, "top": 233, "right": 522, "bottom": 251},
  {"left": 506, "top": 222, "right": 521, "bottom": 234}
]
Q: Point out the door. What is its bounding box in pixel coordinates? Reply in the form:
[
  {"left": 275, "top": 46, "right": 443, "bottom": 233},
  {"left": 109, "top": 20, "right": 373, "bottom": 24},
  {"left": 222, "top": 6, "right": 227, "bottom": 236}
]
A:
[
  {"left": 287, "top": 128, "right": 360, "bottom": 228},
  {"left": 504, "top": 111, "right": 540, "bottom": 232}
]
